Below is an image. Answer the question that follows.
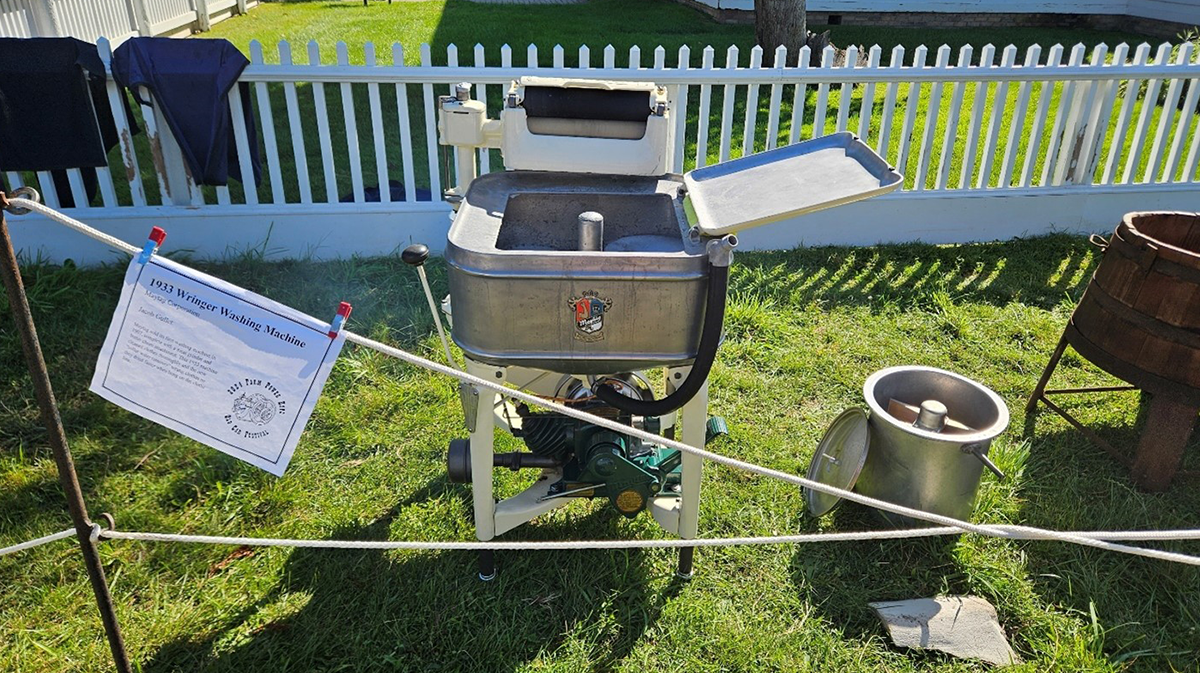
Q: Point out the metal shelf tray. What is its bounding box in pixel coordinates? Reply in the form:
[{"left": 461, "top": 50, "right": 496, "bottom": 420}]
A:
[{"left": 683, "top": 132, "right": 903, "bottom": 237}]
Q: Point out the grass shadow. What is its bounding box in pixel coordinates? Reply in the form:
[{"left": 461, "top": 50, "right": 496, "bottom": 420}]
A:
[
  {"left": 1014, "top": 408, "right": 1200, "bottom": 671},
  {"left": 732, "top": 234, "right": 1100, "bottom": 314},
  {"left": 140, "top": 481, "right": 684, "bottom": 672},
  {"left": 789, "top": 502, "right": 962, "bottom": 642}
]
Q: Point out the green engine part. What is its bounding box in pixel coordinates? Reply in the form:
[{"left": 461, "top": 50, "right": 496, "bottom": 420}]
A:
[{"left": 520, "top": 412, "right": 681, "bottom": 518}]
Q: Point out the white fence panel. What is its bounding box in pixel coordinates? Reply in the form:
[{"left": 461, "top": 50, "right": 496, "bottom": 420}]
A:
[
  {"left": 51, "top": 0, "right": 136, "bottom": 43},
  {"left": 0, "top": 0, "right": 256, "bottom": 40},
  {"left": 0, "top": 0, "right": 32, "bottom": 37},
  {"left": 9, "top": 37, "right": 1200, "bottom": 265}
]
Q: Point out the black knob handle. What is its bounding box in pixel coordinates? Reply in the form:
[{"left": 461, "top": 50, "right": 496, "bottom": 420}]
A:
[{"left": 402, "top": 243, "right": 429, "bottom": 267}]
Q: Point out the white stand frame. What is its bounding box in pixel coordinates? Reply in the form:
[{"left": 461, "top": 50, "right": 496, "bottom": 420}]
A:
[{"left": 463, "top": 358, "right": 706, "bottom": 561}]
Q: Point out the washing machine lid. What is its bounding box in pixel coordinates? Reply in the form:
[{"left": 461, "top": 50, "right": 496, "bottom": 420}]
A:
[{"left": 804, "top": 407, "right": 870, "bottom": 517}]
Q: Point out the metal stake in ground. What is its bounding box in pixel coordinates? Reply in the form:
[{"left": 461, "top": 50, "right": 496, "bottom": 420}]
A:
[{"left": 0, "top": 191, "right": 133, "bottom": 673}]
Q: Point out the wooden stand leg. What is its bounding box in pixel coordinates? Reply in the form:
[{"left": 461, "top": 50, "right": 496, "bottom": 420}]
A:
[{"left": 1130, "top": 395, "right": 1198, "bottom": 492}]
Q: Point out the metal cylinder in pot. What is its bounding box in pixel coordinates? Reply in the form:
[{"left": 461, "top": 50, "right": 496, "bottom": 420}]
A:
[{"left": 856, "top": 366, "right": 1009, "bottom": 526}]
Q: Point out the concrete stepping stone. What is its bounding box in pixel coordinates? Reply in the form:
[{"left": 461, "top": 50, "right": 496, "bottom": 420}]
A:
[{"left": 869, "top": 596, "right": 1021, "bottom": 667}]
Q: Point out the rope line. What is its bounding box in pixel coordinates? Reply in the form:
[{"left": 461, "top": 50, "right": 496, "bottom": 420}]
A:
[
  {"left": 98, "top": 526, "right": 1200, "bottom": 551},
  {"left": 0, "top": 528, "right": 76, "bottom": 557},
  {"left": 9, "top": 197, "right": 1200, "bottom": 565}
]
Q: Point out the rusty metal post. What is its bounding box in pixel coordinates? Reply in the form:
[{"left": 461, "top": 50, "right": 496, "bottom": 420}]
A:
[{"left": 0, "top": 196, "right": 133, "bottom": 673}]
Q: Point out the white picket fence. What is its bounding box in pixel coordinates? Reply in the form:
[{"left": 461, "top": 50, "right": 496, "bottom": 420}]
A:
[
  {"left": 7, "top": 37, "right": 1200, "bottom": 263},
  {"left": 0, "top": 0, "right": 256, "bottom": 43}
]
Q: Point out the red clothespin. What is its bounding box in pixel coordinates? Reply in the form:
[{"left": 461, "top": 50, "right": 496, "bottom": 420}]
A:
[
  {"left": 328, "top": 301, "right": 352, "bottom": 338},
  {"left": 138, "top": 226, "right": 167, "bottom": 264}
]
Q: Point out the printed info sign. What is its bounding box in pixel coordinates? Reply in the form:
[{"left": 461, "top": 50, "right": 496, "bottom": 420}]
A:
[{"left": 91, "top": 256, "right": 345, "bottom": 476}]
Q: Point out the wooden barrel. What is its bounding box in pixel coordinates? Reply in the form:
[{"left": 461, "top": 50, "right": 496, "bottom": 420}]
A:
[{"left": 1067, "top": 211, "right": 1200, "bottom": 405}]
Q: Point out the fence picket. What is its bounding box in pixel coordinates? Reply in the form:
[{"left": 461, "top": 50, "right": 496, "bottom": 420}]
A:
[
  {"left": 1021, "top": 44, "right": 1064, "bottom": 187},
  {"left": 673, "top": 45, "right": 691, "bottom": 171},
  {"left": 35, "top": 171, "right": 60, "bottom": 209},
  {"left": 836, "top": 45, "right": 858, "bottom": 133},
  {"left": 629, "top": 45, "right": 640, "bottom": 70},
  {"left": 336, "top": 42, "right": 364, "bottom": 203},
  {"left": 131, "top": 85, "right": 170, "bottom": 205},
  {"left": 1122, "top": 43, "right": 1173, "bottom": 184},
  {"left": 1163, "top": 47, "right": 1199, "bottom": 181},
  {"left": 1185, "top": 108, "right": 1200, "bottom": 181},
  {"left": 812, "top": 46, "right": 834, "bottom": 139},
  {"left": 1145, "top": 43, "right": 1192, "bottom": 182},
  {"left": 579, "top": 45, "right": 590, "bottom": 69},
  {"left": 80, "top": 38, "right": 123, "bottom": 208},
  {"left": 420, "top": 44, "right": 441, "bottom": 201},
  {"left": 474, "top": 44, "right": 491, "bottom": 176},
  {"left": 765, "top": 46, "right": 785, "bottom": 150},
  {"left": 277, "top": 41, "right": 312, "bottom": 205},
  {"left": 250, "top": 41, "right": 285, "bottom": 204},
  {"left": 1104, "top": 43, "right": 1151, "bottom": 184},
  {"left": 743, "top": 46, "right": 763, "bottom": 157},
  {"left": 718, "top": 45, "right": 737, "bottom": 162},
  {"left": 365, "top": 43, "right": 390, "bottom": 203},
  {"left": 63, "top": 169, "right": 89, "bottom": 209},
  {"left": 914, "top": 45, "right": 951, "bottom": 191},
  {"left": 857, "top": 45, "right": 882, "bottom": 143},
  {"left": 554, "top": 44, "right": 565, "bottom": 69},
  {"left": 956, "top": 44, "right": 993, "bottom": 189},
  {"left": 308, "top": 41, "right": 339, "bottom": 203},
  {"left": 604, "top": 44, "right": 615, "bottom": 69},
  {"left": 1080, "top": 43, "right": 1128, "bottom": 184},
  {"left": 876, "top": 45, "right": 904, "bottom": 157},
  {"left": 975, "top": 46, "right": 1017, "bottom": 188},
  {"left": 695, "top": 46, "right": 715, "bottom": 167},
  {"left": 935, "top": 45, "right": 973, "bottom": 190},
  {"left": 446, "top": 44, "right": 461, "bottom": 187},
  {"left": 228, "top": 81, "right": 258, "bottom": 204},
  {"left": 998, "top": 45, "right": 1040, "bottom": 188},
  {"left": 393, "top": 43, "right": 418, "bottom": 202},
  {"left": 789, "top": 46, "right": 811, "bottom": 145},
  {"left": 1057, "top": 43, "right": 1108, "bottom": 185},
  {"left": 1041, "top": 44, "right": 1086, "bottom": 186},
  {"left": 895, "top": 45, "right": 927, "bottom": 180}
]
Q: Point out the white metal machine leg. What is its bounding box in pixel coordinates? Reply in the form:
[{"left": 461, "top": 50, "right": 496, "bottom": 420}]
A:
[
  {"left": 670, "top": 365, "right": 707, "bottom": 578},
  {"left": 465, "top": 359, "right": 498, "bottom": 579}
]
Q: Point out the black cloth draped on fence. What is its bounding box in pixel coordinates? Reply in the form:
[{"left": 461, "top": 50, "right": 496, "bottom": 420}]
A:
[
  {"left": 112, "top": 37, "right": 261, "bottom": 188},
  {"left": 0, "top": 37, "right": 139, "bottom": 207}
]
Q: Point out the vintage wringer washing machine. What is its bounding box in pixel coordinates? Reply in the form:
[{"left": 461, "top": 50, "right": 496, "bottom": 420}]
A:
[{"left": 412, "top": 77, "right": 902, "bottom": 579}]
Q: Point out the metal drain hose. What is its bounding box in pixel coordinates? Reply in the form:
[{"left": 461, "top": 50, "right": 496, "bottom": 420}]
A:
[{"left": 594, "top": 235, "right": 736, "bottom": 417}]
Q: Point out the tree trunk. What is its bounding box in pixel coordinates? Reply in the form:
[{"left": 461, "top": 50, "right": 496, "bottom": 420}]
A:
[{"left": 755, "top": 0, "right": 806, "bottom": 66}]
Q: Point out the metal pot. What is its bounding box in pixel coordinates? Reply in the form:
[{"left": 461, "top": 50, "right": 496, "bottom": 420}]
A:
[{"left": 805, "top": 366, "right": 1009, "bottom": 526}]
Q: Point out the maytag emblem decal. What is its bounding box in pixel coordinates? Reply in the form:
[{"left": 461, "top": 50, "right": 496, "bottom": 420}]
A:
[{"left": 568, "top": 291, "right": 612, "bottom": 342}]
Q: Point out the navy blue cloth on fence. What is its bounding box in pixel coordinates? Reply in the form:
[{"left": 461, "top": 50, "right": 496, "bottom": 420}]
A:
[{"left": 111, "top": 37, "right": 261, "bottom": 187}]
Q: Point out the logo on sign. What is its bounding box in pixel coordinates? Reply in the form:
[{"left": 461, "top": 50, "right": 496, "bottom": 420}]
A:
[
  {"left": 568, "top": 291, "right": 612, "bottom": 342},
  {"left": 224, "top": 378, "right": 288, "bottom": 440}
]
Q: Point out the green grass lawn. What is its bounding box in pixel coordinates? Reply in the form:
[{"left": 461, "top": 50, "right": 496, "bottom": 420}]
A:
[
  {"left": 2, "top": 236, "right": 1199, "bottom": 672},
  {"left": 20, "top": 0, "right": 1180, "bottom": 209}
]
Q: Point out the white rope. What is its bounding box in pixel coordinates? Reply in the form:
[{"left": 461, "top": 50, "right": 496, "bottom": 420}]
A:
[
  {"left": 8, "top": 198, "right": 140, "bottom": 255},
  {"left": 9, "top": 197, "right": 1200, "bottom": 565},
  {"left": 0, "top": 528, "right": 76, "bottom": 557},
  {"left": 343, "top": 332, "right": 1200, "bottom": 566},
  {"left": 98, "top": 526, "right": 1200, "bottom": 551}
]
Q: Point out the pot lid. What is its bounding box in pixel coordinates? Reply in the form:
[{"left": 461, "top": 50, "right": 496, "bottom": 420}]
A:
[
  {"left": 683, "top": 132, "right": 902, "bottom": 237},
  {"left": 804, "top": 407, "right": 870, "bottom": 517}
]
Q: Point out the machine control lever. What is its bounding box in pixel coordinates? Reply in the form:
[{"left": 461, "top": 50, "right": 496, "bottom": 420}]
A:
[{"left": 402, "top": 243, "right": 456, "bottom": 368}]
